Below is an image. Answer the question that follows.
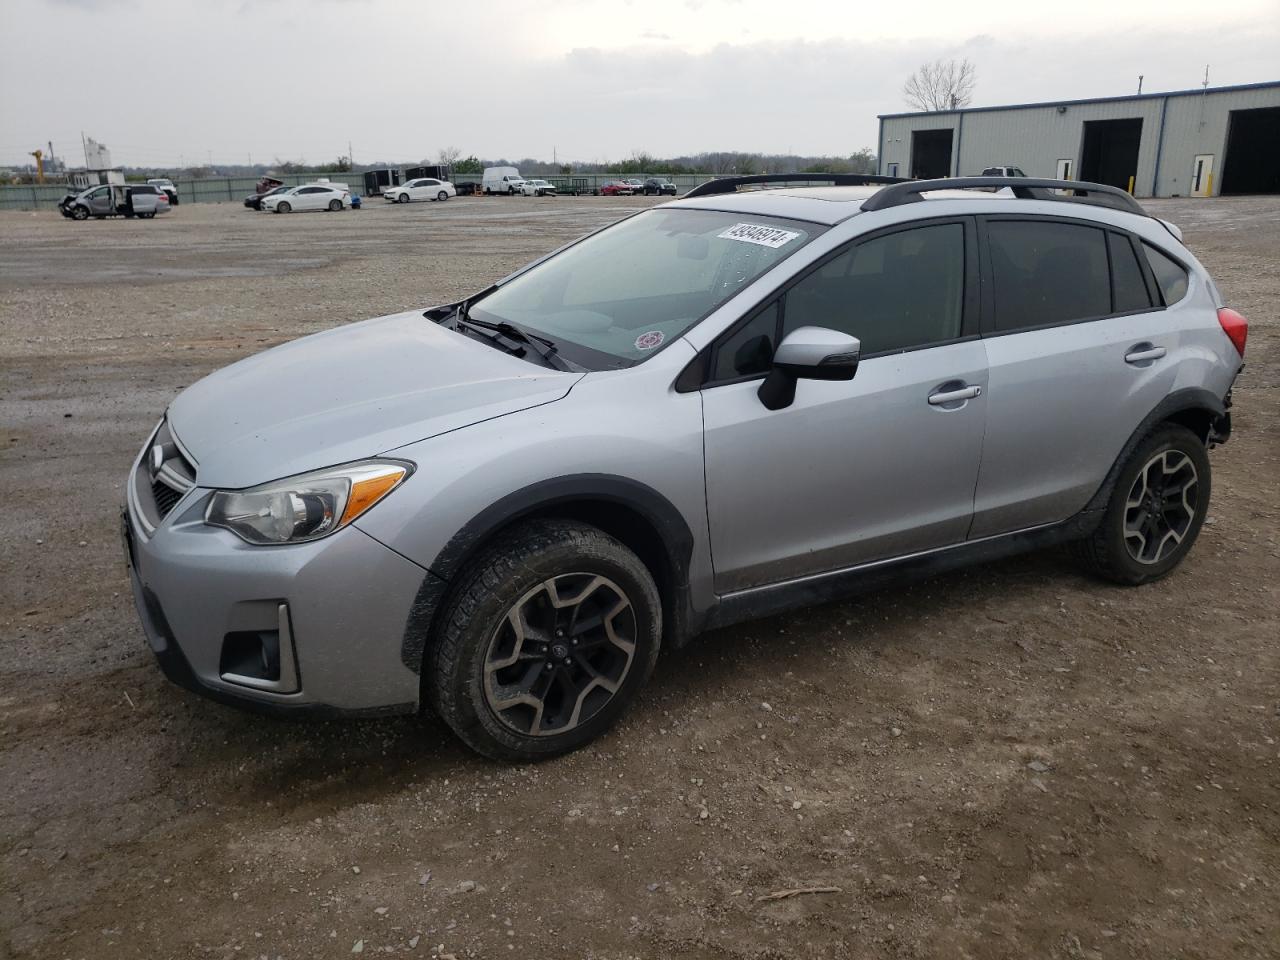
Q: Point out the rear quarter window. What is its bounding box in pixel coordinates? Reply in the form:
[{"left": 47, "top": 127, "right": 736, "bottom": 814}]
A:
[{"left": 1142, "top": 242, "right": 1190, "bottom": 305}]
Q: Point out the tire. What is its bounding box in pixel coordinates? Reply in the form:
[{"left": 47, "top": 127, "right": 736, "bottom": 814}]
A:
[
  {"left": 277, "top": 201, "right": 291, "bottom": 214},
  {"left": 437, "top": 190, "right": 448, "bottom": 201},
  {"left": 1072, "top": 424, "right": 1211, "bottom": 585},
  {"left": 428, "top": 519, "right": 662, "bottom": 761},
  {"left": 328, "top": 199, "right": 342, "bottom": 211},
  {"left": 485, "top": 187, "right": 492, "bottom": 195},
  {"left": 398, "top": 193, "right": 410, "bottom": 203}
]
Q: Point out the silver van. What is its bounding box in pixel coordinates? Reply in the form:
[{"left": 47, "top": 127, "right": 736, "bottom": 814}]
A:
[{"left": 59, "top": 182, "right": 170, "bottom": 220}]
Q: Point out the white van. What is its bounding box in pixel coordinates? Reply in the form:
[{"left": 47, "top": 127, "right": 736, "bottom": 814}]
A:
[{"left": 482, "top": 167, "right": 526, "bottom": 195}]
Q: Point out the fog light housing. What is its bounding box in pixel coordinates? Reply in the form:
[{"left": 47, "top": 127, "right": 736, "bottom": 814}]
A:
[{"left": 219, "top": 603, "right": 300, "bottom": 694}]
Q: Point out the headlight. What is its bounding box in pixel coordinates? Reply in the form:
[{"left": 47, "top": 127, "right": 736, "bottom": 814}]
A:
[{"left": 205, "top": 460, "right": 412, "bottom": 545}]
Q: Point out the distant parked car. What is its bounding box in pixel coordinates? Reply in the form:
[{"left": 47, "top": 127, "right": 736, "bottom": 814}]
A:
[
  {"left": 599, "top": 181, "right": 634, "bottom": 196},
  {"left": 58, "top": 182, "right": 169, "bottom": 220},
  {"left": 482, "top": 167, "right": 527, "bottom": 195},
  {"left": 981, "top": 166, "right": 1028, "bottom": 177},
  {"left": 519, "top": 179, "right": 557, "bottom": 197},
  {"left": 147, "top": 178, "right": 178, "bottom": 204},
  {"left": 384, "top": 178, "right": 456, "bottom": 203},
  {"left": 261, "top": 183, "right": 350, "bottom": 213},
  {"left": 642, "top": 178, "right": 677, "bottom": 196},
  {"left": 244, "top": 185, "right": 291, "bottom": 210},
  {"left": 621, "top": 179, "right": 646, "bottom": 194}
]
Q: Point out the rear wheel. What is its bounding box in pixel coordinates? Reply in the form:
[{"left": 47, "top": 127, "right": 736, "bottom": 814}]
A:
[
  {"left": 1072, "top": 424, "right": 1211, "bottom": 584},
  {"left": 328, "top": 199, "right": 342, "bottom": 211},
  {"left": 428, "top": 519, "right": 661, "bottom": 761},
  {"left": 276, "top": 201, "right": 291, "bottom": 214}
]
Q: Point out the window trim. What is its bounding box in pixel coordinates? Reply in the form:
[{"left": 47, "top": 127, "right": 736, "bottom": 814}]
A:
[
  {"left": 692, "top": 216, "right": 981, "bottom": 390},
  {"left": 977, "top": 214, "right": 1168, "bottom": 339}
]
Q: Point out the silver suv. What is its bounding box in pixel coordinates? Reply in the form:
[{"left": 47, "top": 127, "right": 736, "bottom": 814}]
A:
[{"left": 123, "top": 175, "right": 1248, "bottom": 760}]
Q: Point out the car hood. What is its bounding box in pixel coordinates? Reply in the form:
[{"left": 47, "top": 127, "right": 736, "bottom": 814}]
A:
[{"left": 167, "top": 310, "right": 582, "bottom": 488}]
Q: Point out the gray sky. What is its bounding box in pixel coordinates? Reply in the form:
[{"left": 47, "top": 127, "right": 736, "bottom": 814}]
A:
[{"left": 1, "top": 0, "right": 1277, "bottom": 169}]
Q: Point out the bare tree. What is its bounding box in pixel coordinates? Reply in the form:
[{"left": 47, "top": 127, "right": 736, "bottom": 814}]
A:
[
  {"left": 437, "top": 145, "right": 462, "bottom": 166},
  {"left": 903, "top": 58, "right": 977, "bottom": 112}
]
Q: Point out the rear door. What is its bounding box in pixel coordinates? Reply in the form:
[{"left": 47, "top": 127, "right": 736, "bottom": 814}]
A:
[
  {"left": 970, "top": 216, "right": 1179, "bottom": 537},
  {"left": 702, "top": 218, "right": 988, "bottom": 592}
]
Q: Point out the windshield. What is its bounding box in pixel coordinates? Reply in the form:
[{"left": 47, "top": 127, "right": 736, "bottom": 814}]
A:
[{"left": 471, "top": 208, "right": 820, "bottom": 368}]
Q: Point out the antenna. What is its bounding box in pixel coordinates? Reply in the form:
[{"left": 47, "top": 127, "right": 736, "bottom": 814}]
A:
[{"left": 1137, "top": 75, "right": 1143, "bottom": 94}]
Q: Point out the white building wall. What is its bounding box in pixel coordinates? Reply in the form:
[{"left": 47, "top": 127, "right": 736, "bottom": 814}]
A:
[{"left": 878, "top": 83, "right": 1280, "bottom": 197}]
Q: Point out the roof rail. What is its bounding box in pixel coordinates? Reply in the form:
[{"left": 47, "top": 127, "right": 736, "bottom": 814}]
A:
[
  {"left": 685, "top": 172, "right": 907, "bottom": 199},
  {"left": 860, "top": 177, "right": 1147, "bottom": 215}
]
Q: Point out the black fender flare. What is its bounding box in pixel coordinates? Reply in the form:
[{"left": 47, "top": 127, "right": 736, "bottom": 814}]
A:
[
  {"left": 400, "top": 475, "right": 696, "bottom": 674},
  {"left": 1082, "top": 386, "right": 1227, "bottom": 519}
]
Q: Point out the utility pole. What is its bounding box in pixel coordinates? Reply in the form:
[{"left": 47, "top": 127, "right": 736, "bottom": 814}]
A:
[
  {"left": 348, "top": 140, "right": 353, "bottom": 170},
  {"left": 81, "top": 131, "right": 88, "bottom": 168}
]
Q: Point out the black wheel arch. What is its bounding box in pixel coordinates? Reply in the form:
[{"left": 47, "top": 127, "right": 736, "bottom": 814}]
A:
[
  {"left": 1083, "top": 387, "right": 1227, "bottom": 517},
  {"left": 401, "top": 475, "right": 697, "bottom": 676}
]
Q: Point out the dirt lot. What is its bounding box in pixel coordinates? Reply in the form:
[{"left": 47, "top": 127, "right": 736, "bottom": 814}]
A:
[{"left": 1, "top": 195, "right": 1277, "bottom": 960}]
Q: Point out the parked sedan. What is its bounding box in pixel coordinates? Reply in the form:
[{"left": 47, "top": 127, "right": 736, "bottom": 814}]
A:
[
  {"left": 261, "top": 183, "right": 350, "bottom": 213},
  {"left": 384, "top": 178, "right": 457, "bottom": 204},
  {"left": 599, "top": 181, "right": 634, "bottom": 196},
  {"left": 642, "top": 178, "right": 678, "bottom": 196},
  {"left": 244, "top": 185, "right": 291, "bottom": 210},
  {"left": 519, "top": 179, "right": 557, "bottom": 197},
  {"left": 621, "top": 179, "right": 646, "bottom": 194}
]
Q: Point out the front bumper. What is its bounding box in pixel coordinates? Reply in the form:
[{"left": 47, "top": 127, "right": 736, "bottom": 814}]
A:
[{"left": 122, "top": 428, "right": 425, "bottom": 716}]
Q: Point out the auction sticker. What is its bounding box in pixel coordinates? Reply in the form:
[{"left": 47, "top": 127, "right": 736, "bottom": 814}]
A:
[
  {"left": 718, "top": 223, "right": 801, "bottom": 248},
  {"left": 634, "top": 330, "right": 665, "bottom": 351}
]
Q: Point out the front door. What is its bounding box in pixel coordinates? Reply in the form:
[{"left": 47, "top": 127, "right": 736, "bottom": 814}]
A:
[
  {"left": 1055, "top": 158, "right": 1073, "bottom": 180},
  {"left": 1191, "top": 154, "right": 1214, "bottom": 197},
  {"left": 702, "top": 219, "right": 988, "bottom": 593}
]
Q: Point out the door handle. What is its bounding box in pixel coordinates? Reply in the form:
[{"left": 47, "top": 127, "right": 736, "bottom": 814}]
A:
[
  {"left": 928, "top": 384, "right": 982, "bottom": 405},
  {"left": 1124, "top": 345, "right": 1166, "bottom": 364}
]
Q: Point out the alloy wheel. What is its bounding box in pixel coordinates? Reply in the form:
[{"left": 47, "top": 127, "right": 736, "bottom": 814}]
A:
[
  {"left": 1123, "top": 449, "right": 1199, "bottom": 564},
  {"left": 483, "top": 573, "right": 637, "bottom": 737}
]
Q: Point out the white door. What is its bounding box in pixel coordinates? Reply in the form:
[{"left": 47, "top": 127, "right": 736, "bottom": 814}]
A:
[
  {"left": 1191, "top": 155, "right": 1214, "bottom": 197},
  {"left": 1055, "top": 158, "right": 1073, "bottom": 180}
]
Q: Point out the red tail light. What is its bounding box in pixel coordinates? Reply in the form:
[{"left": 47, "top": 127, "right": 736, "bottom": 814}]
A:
[{"left": 1217, "top": 307, "right": 1248, "bottom": 357}]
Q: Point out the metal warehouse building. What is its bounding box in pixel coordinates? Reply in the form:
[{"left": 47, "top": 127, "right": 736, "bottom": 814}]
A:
[{"left": 877, "top": 80, "right": 1280, "bottom": 197}]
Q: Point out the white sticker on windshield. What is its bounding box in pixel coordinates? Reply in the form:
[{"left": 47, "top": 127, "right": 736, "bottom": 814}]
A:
[
  {"left": 718, "top": 223, "right": 801, "bottom": 248},
  {"left": 634, "top": 330, "right": 664, "bottom": 351}
]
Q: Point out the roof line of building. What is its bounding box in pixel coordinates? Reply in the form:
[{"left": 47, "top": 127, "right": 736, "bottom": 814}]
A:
[{"left": 877, "top": 79, "right": 1280, "bottom": 120}]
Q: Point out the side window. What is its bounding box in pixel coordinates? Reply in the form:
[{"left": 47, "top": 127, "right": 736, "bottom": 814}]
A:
[
  {"left": 783, "top": 223, "right": 965, "bottom": 355},
  {"left": 987, "top": 220, "right": 1109, "bottom": 332},
  {"left": 1110, "top": 233, "right": 1154, "bottom": 312},
  {"left": 711, "top": 301, "right": 779, "bottom": 382},
  {"left": 1142, "top": 242, "right": 1189, "bottom": 305}
]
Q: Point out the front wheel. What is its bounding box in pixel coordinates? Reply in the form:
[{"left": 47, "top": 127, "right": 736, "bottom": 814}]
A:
[
  {"left": 437, "top": 191, "right": 448, "bottom": 201},
  {"left": 1072, "top": 424, "right": 1211, "bottom": 585},
  {"left": 276, "top": 201, "right": 291, "bottom": 214},
  {"left": 428, "top": 519, "right": 661, "bottom": 761},
  {"left": 328, "top": 199, "right": 342, "bottom": 211},
  {"left": 397, "top": 193, "right": 410, "bottom": 203},
  {"left": 71, "top": 205, "right": 90, "bottom": 220}
]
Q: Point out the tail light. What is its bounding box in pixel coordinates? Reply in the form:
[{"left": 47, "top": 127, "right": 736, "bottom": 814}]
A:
[{"left": 1217, "top": 307, "right": 1248, "bottom": 357}]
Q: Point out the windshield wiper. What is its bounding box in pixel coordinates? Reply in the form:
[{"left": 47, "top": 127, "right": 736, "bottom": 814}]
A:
[{"left": 452, "top": 306, "right": 574, "bottom": 372}]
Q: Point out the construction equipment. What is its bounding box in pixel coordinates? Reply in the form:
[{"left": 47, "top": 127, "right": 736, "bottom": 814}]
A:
[{"left": 30, "top": 149, "right": 44, "bottom": 183}]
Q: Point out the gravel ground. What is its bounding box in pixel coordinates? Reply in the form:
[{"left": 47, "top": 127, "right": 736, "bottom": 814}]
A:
[{"left": 1, "top": 195, "right": 1277, "bottom": 959}]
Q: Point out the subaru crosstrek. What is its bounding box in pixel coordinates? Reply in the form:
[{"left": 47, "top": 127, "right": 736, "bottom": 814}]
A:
[{"left": 123, "top": 175, "right": 1248, "bottom": 760}]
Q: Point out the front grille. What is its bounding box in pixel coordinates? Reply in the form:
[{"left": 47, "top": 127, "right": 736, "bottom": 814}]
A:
[
  {"left": 151, "top": 479, "right": 184, "bottom": 517},
  {"left": 131, "top": 419, "right": 197, "bottom": 534}
]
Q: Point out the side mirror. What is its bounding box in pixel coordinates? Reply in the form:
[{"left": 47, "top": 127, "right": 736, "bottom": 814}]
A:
[{"left": 758, "top": 326, "right": 860, "bottom": 410}]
